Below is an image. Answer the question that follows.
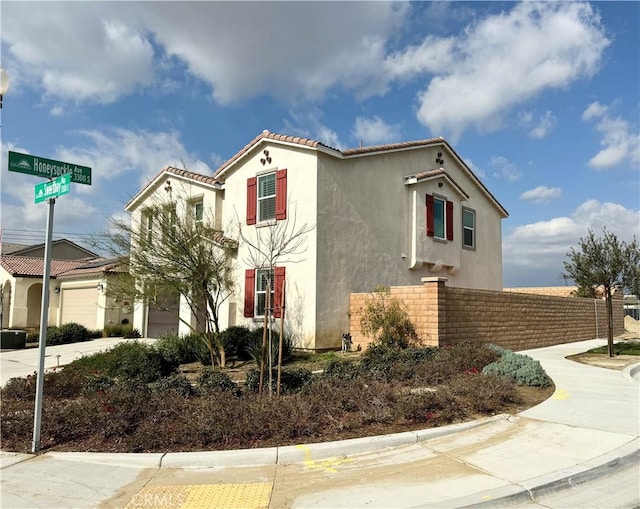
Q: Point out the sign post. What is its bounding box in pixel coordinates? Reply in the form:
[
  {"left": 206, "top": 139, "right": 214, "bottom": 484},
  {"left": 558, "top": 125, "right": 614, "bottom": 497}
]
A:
[{"left": 6, "top": 152, "right": 92, "bottom": 453}]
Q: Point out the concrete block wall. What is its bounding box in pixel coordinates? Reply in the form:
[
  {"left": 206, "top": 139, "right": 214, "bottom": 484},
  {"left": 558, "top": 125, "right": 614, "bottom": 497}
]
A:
[{"left": 349, "top": 280, "right": 624, "bottom": 351}]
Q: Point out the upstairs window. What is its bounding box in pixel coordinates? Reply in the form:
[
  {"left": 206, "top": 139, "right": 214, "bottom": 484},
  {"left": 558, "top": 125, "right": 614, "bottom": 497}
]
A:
[
  {"left": 426, "top": 194, "right": 453, "bottom": 241},
  {"left": 463, "top": 207, "right": 476, "bottom": 249},
  {"left": 247, "top": 169, "right": 287, "bottom": 225},
  {"left": 142, "top": 210, "right": 154, "bottom": 245},
  {"left": 193, "top": 199, "right": 204, "bottom": 224},
  {"left": 258, "top": 173, "right": 276, "bottom": 222}
]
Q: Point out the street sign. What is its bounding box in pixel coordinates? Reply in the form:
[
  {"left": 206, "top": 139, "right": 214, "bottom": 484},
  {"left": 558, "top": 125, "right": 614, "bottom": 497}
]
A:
[
  {"left": 9, "top": 151, "right": 91, "bottom": 185},
  {"left": 34, "top": 173, "right": 71, "bottom": 203}
]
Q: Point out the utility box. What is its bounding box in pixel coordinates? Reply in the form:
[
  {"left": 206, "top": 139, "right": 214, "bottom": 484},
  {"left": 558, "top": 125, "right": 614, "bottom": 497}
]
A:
[{"left": 1, "top": 330, "right": 27, "bottom": 349}]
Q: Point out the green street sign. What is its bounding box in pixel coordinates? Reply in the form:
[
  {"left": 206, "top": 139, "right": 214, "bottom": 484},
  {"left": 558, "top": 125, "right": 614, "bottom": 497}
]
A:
[
  {"left": 9, "top": 151, "right": 91, "bottom": 185},
  {"left": 35, "top": 173, "right": 71, "bottom": 203}
]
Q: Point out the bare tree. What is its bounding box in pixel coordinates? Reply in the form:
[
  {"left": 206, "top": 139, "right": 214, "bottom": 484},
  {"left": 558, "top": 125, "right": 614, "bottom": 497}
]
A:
[
  {"left": 94, "top": 191, "right": 236, "bottom": 367},
  {"left": 237, "top": 206, "right": 314, "bottom": 394},
  {"left": 563, "top": 228, "right": 639, "bottom": 357}
]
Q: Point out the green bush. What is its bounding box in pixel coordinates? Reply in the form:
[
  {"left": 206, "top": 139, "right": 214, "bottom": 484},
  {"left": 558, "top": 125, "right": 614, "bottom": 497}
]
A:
[
  {"left": 482, "top": 350, "right": 552, "bottom": 387},
  {"left": 104, "top": 324, "right": 131, "bottom": 337},
  {"left": 220, "top": 326, "right": 254, "bottom": 360},
  {"left": 156, "top": 334, "right": 203, "bottom": 365},
  {"left": 244, "top": 328, "right": 293, "bottom": 366},
  {"left": 106, "top": 341, "right": 177, "bottom": 383},
  {"left": 359, "top": 286, "right": 419, "bottom": 349},
  {"left": 152, "top": 373, "right": 194, "bottom": 396},
  {"left": 243, "top": 367, "right": 312, "bottom": 394},
  {"left": 123, "top": 328, "right": 142, "bottom": 339},
  {"left": 324, "top": 358, "right": 361, "bottom": 381},
  {"left": 196, "top": 368, "right": 238, "bottom": 395},
  {"left": 45, "top": 323, "right": 90, "bottom": 345}
]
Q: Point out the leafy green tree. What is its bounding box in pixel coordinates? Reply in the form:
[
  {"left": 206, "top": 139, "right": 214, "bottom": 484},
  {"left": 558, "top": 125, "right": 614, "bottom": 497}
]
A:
[
  {"left": 95, "top": 192, "right": 236, "bottom": 367},
  {"left": 563, "top": 228, "right": 639, "bottom": 357}
]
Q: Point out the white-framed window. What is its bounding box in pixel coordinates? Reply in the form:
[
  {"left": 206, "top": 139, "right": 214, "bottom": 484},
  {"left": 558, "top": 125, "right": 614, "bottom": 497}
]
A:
[
  {"left": 463, "top": 207, "right": 476, "bottom": 249},
  {"left": 142, "top": 210, "right": 154, "bottom": 244},
  {"left": 433, "top": 196, "right": 446, "bottom": 239},
  {"left": 193, "top": 199, "right": 204, "bottom": 223},
  {"left": 162, "top": 204, "right": 177, "bottom": 239},
  {"left": 258, "top": 172, "right": 276, "bottom": 222},
  {"left": 255, "top": 268, "right": 274, "bottom": 317}
]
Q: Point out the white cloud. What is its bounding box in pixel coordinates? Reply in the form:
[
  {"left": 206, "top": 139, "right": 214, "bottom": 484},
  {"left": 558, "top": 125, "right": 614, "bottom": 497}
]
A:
[
  {"left": 352, "top": 116, "right": 401, "bottom": 145},
  {"left": 581, "top": 102, "right": 640, "bottom": 169},
  {"left": 283, "top": 108, "right": 345, "bottom": 150},
  {"left": 520, "top": 186, "right": 562, "bottom": 203},
  {"left": 55, "top": 128, "right": 213, "bottom": 191},
  {"left": 2, "top": 3, "right": 155, "bottom": 105},
  {"left": 410, "top": 2, "right": 609, "bottom": 141},
  {"left": 527, "top": 111, "right": 557, "bottom": 139},
  {"left": 503, "top": 200, "right": 640, "bottom": 286},
  {"left": 490, "top": 156, "right": 522, "bottom": 181}
]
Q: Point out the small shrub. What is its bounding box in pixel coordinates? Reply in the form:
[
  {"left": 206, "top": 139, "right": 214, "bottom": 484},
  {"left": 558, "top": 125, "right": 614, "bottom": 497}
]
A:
[
  {"left": 26, "top": 332, "right": 40, "bottom": 343},
  {"left": 106, "top": 341, "right": 177, "bottom": 383},
  {"left": 152, "top": 373, "right": 194, "bottom": 396},
  {"left": 2, "top": 375, "right": 37, "bottom": 400},
  {"left": 196, "top": 368, "right": 238, "bottom": 395},
  {"left": 156, "top": 334, "right": 203, "bottom": 365},
  {"left": 59, "top": 322, "right": 90, "bottom": 343},
  {"left": 123, "top": 328, "right": 142, "bottom": 339},
  {"left": 104, "top": 324, "right": 128, "bottom": 337},
  {"left": 324, "top": 359, "right": 361, "bottom": 381},
  {"left": 45, "top": 326, "right": 64, "bottom": 346},
  {"left": 278, "top": 367, "right": 313, "bottom": 394},
  {"left": 483, "top": 351, "right": 552, "bottom": 387},
  {"left": 360, "top": 286, "right": 419, "bottom": 349},
  {"left": 244, "top": 328, "right": 293, "bottom": 366},
  {"left": 220, "top": 326, "right": 254, "bottom": 360}
]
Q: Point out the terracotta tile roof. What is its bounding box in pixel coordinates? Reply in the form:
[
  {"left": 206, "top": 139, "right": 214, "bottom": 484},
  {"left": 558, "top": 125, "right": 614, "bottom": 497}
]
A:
[
  {"left": 57, "top": 258, "right": 125, "bottom": 279},
  {"left": 163, "top": 166, "right": 218, "bottom": 186},
  {"left": 341, "top": 137, "right": 446, "bottom": 156},
  {"left": 125, "top": 166, "right": 220, "bottom": 211},
  {"left": 214, "top": 130, "right": 338, "bottom": 178},
  {"left": 1, "top": 255, "right": 92, "bottom": 277},
  {"left": 404, "top": 168, "right": 470, "bottom": 200}
]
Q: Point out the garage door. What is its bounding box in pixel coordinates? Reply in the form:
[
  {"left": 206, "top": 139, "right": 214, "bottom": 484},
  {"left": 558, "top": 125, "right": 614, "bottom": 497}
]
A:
[
  {"left": 61, "top": 287, "right": 98, "bottom": 330},
  {"left": 147, "top": 296, "right": 179, "bottom": 338}
]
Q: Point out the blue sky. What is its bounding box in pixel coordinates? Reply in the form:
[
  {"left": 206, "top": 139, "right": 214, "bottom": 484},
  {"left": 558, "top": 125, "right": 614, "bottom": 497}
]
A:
[{"left": 1, "top": 1, "right": 638, "bottom": 287}]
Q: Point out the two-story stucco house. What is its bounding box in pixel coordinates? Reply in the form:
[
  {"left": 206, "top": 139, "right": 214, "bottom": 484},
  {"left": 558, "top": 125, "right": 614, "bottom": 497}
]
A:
[{"left": 126, "top": 131, "right": 508, "bottom": 350}]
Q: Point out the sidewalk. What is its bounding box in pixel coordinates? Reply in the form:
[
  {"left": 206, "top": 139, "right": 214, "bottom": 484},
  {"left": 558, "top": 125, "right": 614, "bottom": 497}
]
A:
[{"left": 1, "top": 338, "right": 638, "bottom": 508}]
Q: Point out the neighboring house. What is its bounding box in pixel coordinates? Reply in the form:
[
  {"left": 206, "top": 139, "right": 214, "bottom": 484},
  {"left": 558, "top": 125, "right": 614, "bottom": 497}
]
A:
[
  {"left": 126, "top": 131, "right": 508, "bottom": 350},
  {"left": 0, "top": 239, "right": 128, "bottom": 331}
]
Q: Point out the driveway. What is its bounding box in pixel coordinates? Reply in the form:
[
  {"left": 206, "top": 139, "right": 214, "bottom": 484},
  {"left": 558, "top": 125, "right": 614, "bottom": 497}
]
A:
[{"left": 0, "top": 337, "right": 157, "bottom": 386}]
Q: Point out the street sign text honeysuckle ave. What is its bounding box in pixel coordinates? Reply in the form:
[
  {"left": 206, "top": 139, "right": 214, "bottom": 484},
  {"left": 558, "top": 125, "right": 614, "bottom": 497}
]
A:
[{"left": 8, "top": 151, "right": 91, "bottom": 185}]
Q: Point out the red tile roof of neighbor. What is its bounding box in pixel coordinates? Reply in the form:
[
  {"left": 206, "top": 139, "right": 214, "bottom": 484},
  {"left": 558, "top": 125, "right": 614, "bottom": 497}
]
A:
[{"left": 0, "top": 255, "right": 92, "bottom": 277}]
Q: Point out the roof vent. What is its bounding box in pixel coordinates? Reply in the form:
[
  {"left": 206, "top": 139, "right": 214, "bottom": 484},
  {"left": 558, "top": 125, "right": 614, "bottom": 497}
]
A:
[{"left": 262, "top": 129, "right": 269, "bottom": 134}]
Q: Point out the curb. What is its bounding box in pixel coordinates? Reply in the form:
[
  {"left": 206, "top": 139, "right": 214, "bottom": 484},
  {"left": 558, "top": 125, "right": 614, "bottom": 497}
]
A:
[
  {"left": 38, "top": 414, "right": 509, "bottom": 469},
  {"left": 622, "top": 361, "right": 640, "bottom": 383},
  {"left": 447, "top": 437, "right": 640, "bottom": 508}
]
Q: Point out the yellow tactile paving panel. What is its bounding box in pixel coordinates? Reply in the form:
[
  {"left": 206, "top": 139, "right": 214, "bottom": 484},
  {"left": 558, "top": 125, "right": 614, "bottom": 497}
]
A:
[{"left": 124, "top": 482, "right": 272, "bottom": 509}]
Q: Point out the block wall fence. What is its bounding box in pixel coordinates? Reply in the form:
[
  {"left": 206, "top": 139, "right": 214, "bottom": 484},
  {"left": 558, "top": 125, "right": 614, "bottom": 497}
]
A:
[{"left": 349, "top": 277, "right": 625, "bottom": 351}]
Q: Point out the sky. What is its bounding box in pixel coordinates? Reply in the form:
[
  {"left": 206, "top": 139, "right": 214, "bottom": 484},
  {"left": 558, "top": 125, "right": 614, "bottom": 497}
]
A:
[{"left": 0, "top": 1, "right": 638, "bottom": 288}]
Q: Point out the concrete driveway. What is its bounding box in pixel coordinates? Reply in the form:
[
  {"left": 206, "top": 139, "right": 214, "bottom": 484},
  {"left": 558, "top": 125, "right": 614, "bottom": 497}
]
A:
[{"left": 0, "top": 337, "right": 157, "bottom": 386}]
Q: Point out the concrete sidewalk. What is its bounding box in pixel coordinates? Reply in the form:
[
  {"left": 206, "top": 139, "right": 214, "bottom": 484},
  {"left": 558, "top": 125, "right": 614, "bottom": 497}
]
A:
[{"left": 1, "top": 338, "right": 638, "bottom": 508}]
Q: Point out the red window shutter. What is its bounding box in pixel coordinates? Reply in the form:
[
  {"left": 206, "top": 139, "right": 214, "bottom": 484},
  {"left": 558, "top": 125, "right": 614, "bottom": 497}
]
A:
[
  {"left": 275, "top": 169, "right": 287, "bottom": 220},
  {"left": 273, "top": 266, "right": 286, "bottom": 318},
  {"left": 426, "top": 194, "right": 434, "bottom": 237},
  {"left": 244, "top": 269, "right": 255, "bottom": 317},
  {"left": 246, "top": 177, "right": 257, "bottom": 225},
  {"left": 446, "top": 200, "right": 454, "bottom": 241}
]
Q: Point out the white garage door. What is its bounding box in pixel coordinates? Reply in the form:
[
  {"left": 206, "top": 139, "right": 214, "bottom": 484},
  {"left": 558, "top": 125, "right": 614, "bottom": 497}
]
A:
[{"left": 61, "top": 287, "right": 99, "bottom": 330}]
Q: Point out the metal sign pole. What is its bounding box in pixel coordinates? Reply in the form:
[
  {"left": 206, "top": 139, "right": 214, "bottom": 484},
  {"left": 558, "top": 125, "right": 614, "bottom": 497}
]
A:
[{"left": 32, "top": 197, "right": 55, "bottom": 453}]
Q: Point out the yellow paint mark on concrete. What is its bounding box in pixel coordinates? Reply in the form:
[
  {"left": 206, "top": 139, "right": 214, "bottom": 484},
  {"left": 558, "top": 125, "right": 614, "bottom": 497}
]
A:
[
  {"left": 296, "top": 444, "right": 354, "bottom": 473},
  {"left": 482, "top": 495, "right": 492, "bottom": 500},
  {"left": 124, "top": 482, "right": 272, "bottom": 509},
  {"left": 552, "top": 388, "right": 571, "bottom": 400}
]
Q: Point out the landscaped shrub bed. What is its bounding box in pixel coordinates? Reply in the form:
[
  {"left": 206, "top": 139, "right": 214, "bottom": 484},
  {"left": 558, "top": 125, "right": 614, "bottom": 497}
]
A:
[{"left": 0, "top": 342, "right": 553, "bottom": 453}]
